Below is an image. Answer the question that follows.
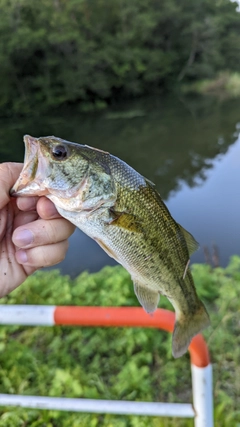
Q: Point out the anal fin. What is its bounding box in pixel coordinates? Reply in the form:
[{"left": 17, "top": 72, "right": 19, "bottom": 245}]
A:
[{"left": 133, "top": 281, "right": 159, "bottom": 313}]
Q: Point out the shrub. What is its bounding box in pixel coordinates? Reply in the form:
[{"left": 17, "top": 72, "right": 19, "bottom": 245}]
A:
[{"left": 0, "top": 258, "right": 240, "bottom": 426}]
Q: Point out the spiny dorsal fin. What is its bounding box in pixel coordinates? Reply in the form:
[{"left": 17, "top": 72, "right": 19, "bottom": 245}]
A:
[
  {"left": 178, "top": 224, "right": 199, "bottom": 256},
  {"left": 133, "top": 280, "right": 160, "bottom": 313},
  {"left": 144, "top": 177, "right": 156, "bottom": 188}
]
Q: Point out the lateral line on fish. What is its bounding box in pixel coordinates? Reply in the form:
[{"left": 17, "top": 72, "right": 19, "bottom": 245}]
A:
[{"left": 183, "top": 259, "right": 190, "bottom": 280}]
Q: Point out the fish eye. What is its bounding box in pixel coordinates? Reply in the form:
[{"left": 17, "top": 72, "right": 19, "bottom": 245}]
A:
[{"left": 52, "top": 145, "right": 68, "bottom": 160}]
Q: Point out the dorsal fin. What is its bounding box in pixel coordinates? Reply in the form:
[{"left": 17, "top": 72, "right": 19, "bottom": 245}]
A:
[
  {"left": 144, "top": 177, "right": 156, "bottom": 188},
  {"left": 178, "top": 225, "right": 199, "bottom": 256}
]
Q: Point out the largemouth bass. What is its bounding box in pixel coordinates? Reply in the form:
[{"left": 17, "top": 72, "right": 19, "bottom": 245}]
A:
[{"left": 11, "top": 135, "right": 210, "bottom": 358}]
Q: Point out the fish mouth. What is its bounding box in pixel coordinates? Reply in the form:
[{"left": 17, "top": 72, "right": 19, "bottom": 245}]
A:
[{"left": 10, "top": 135, "right": 49, "bottom": 197}]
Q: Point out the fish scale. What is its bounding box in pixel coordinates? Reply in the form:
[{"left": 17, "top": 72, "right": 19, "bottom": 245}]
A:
[{"left": 11, "top": 135, "right": 210, "bottom": 358}]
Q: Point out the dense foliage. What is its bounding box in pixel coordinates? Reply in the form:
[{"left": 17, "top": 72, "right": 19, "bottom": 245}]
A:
[
  {"left": 0, "top": 257, "right": 240, "bottom": 426},
  {"left": 0, "top": 0, "right": 240, "bottom": 115}
]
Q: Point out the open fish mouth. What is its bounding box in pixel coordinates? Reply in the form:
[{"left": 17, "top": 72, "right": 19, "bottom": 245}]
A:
[{"left": 10, "top": 135, "right": 49, "bottom": 197}]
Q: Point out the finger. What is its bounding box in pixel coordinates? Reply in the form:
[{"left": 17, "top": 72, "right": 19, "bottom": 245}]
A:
[
  {"left": 0, "top": 163, "right": 23, "bottom": 209},
  {"left": 37, "top": 197, "right": 61, "bottom": 219},
  {"left": 16, "top": 196, "right": 39, "bottom": 211},
  {"left": 15, "top": 240, "right": 69, "bottom": 268},
  {"left": 13, "top": 210, "right": 39, "bottom": 230},
  {"left": 12, "top": 217, "right": 75, "bottom": 249}
]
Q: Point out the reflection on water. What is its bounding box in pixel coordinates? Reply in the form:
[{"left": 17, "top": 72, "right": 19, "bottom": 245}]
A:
[
  {"left": 1, "top": 95, "right": 240, "bottom": 274},
  {"left": 167, "top": 132, "right": 240, "bottom": 267}
]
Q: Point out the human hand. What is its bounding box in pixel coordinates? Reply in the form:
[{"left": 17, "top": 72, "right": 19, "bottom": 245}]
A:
[{"left": 0, "top": 162, "right": 75, "bottom": 297}]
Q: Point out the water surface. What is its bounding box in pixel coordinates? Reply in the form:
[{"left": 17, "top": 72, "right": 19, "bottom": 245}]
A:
[{"left": 1, "top": 95, "right": 239, "bottom": 275}]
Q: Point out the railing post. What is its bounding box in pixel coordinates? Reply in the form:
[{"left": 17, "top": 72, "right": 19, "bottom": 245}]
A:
[
  {"left": 188, "top": 332, "right": 213, "bottom": 427},
  {"left": 191, "top": 364, "right": 213, "bottom": 427}
]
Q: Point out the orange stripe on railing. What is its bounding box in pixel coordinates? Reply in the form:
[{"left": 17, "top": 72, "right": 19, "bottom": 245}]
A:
[{"left": 54, "top": 306, "right": 210, "bottom": 368}]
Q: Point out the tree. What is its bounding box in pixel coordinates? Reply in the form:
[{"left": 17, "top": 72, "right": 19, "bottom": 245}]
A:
[{"left": 0, "top": 0, "right": 239, "bottom": 115}]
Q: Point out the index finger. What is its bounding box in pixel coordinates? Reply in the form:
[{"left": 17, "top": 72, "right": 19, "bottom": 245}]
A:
[
  {"left": 0, "top": 163, "right": 23, "bottom": 209},
  {"left": 16, "top": 196, "right": 39, "bottom": 212}
]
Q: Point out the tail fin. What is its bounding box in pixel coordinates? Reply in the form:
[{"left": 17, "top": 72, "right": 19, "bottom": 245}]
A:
[{"left": 172, "top": 302, "right": 210, "bottom": 358}]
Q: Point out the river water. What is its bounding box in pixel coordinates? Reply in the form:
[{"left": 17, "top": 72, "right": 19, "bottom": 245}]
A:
[{"left": 1, "top": 95, "right": 240, "bottom": 276}]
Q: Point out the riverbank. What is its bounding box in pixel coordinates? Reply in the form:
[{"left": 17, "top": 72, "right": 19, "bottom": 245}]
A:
[
  {"left": 181, "top": 71, "right": 240, "bottom": 99},
  {"left": 0, "top": 257, "right": 239, "bottom": 426}
]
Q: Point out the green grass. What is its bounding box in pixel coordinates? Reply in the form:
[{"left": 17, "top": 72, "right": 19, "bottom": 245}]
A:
[
  {"left": 181, "top": 71, "right": 240, "bottom": 98},
  {"left": 0, "top": 257, "right": 240, "bottom": 426}
]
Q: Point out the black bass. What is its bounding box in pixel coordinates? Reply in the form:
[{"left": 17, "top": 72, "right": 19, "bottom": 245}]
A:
[{"left": 11, "top": 135, "right": 210, "bottom": 357}]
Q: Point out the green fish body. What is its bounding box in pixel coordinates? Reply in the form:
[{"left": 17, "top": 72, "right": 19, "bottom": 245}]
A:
[{"left": 11, "top": 135, "right": 210, "bottom": 358}]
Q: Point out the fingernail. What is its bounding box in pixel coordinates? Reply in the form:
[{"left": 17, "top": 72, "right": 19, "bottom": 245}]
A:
[
  {"left": 14, "top": 229, "right": 34, "bottom": 247},
  {"left": 16, "top": 250, "right": 28, "bottom": 264}
]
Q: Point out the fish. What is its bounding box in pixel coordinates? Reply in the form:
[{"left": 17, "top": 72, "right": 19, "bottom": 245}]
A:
[{"left": 11, "top": 135, "right": 210, "bottom": 358}]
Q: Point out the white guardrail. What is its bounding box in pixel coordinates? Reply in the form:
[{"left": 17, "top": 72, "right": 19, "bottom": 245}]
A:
[{"left": 0, "top": 305, "right": 214, "bottom": 426}]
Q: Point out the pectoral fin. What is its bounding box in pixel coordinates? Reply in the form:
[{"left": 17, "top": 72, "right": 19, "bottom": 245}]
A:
[
  {"left": 109, "top": 208, "right": 143, "bottom": 233},
  {"left": 133, "top": 281, "right": 160, "bottom": 313}
]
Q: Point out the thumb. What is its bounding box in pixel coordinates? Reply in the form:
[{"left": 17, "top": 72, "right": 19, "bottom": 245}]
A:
[{"left": 0, "top": 163, "right": 23, "bottom": 209}]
